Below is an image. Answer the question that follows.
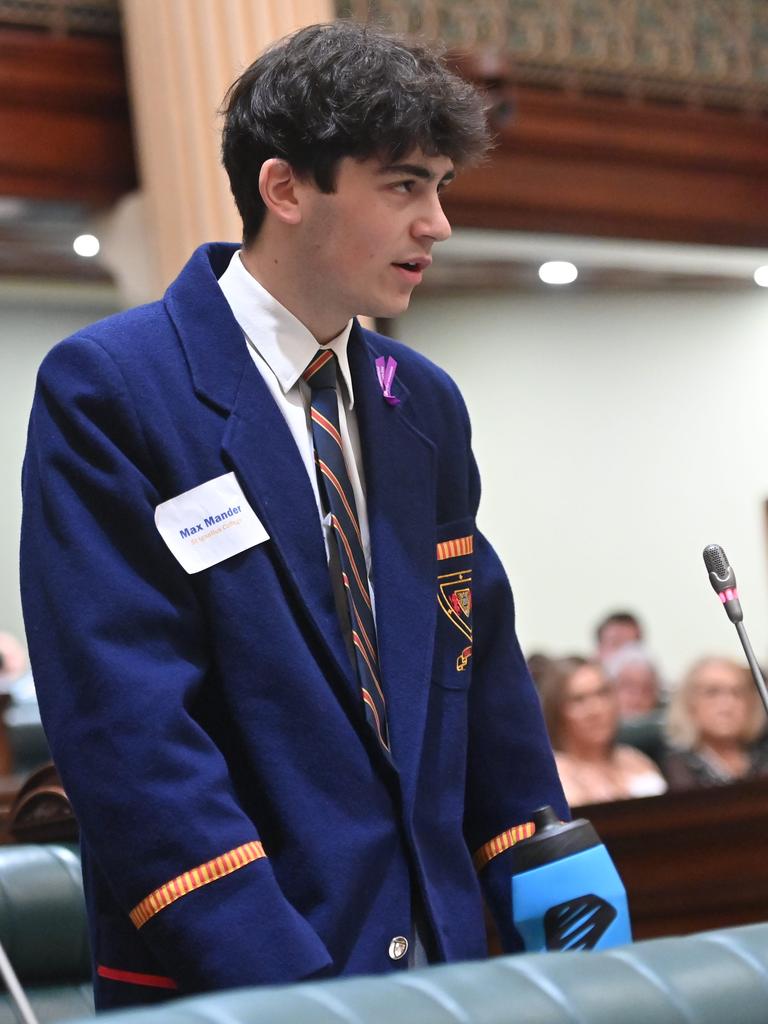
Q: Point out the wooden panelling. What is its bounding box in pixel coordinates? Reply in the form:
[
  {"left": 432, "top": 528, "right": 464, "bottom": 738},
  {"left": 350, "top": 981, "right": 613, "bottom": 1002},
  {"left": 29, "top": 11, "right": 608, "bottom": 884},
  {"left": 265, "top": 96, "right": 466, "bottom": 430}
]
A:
[
  {"left": 0, "top": 28, "right": 136, "bottom": 203},
  {"left": 1, "top": 25, "right": 767, "bottom": 247},
  {"left": 579, "top": 778, "right": 768, "bottom": 940},
  {"left": 444, "top": 85, "right": 768, "bottom": 246}
]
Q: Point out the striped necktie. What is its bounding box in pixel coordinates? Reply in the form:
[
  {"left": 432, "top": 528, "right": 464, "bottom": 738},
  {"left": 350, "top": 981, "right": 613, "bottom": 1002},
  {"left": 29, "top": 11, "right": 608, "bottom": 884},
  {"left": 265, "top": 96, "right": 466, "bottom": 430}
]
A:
[{"left": 303, "top": 349, "right": 391, "bottom": 757}]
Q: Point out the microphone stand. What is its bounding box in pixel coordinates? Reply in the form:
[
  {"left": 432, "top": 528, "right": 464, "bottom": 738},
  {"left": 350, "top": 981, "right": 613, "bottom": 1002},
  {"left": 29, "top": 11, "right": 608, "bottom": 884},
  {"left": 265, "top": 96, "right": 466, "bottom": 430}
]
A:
[
  {"left": 734, "top": 622, "right": 768, "bottom": 718},
  {"left": 703, "top": 544, "right": 768, "bottom": 719}
]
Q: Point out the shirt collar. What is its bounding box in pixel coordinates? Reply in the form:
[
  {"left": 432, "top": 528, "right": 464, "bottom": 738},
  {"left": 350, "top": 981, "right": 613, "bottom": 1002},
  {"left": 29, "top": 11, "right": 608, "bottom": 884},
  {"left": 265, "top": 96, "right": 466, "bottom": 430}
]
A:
[{"left": 217, "top": 249, "right": 356, "bottom": 406}]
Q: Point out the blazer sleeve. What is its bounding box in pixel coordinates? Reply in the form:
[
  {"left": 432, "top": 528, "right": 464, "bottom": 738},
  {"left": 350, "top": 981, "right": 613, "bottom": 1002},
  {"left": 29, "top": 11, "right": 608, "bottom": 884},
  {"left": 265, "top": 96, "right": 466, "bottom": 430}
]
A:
[
  {"left": 20, "top": 334, "right": 332, "bottom": 991},
  {"left": 455, "top": 403, "right": 570, "bottom": 951}
]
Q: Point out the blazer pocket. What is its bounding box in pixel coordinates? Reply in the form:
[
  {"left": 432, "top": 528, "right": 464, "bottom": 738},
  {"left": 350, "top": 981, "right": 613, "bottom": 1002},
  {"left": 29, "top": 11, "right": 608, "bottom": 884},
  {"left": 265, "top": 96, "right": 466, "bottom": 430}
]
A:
[{"left": 434, "top": 518, "right": 474, "bottom": 690}]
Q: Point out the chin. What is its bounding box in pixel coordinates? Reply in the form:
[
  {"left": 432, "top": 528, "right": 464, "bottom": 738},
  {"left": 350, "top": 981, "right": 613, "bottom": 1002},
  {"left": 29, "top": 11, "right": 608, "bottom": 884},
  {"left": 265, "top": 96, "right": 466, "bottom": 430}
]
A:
[{"left": 365, "top": 294, "right": 413, "bottom": 321}]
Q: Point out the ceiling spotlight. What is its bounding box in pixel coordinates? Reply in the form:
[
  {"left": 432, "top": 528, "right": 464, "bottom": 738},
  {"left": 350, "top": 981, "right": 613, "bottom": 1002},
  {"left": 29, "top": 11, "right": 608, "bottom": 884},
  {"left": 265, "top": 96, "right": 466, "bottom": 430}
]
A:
[
  {"left": 538, "top": 260, "right": 578, "bottom": 285},
  {"left": 754, "top": 265, "right": 768, "bottom": 288},
  {"left": 73, "top": 233, "right": 100, "bottom": 258}
]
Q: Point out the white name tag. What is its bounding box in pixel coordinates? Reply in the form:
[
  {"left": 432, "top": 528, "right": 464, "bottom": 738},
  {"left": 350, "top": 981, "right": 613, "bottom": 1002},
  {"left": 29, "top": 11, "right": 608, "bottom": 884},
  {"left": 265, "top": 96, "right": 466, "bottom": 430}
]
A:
[{"left": 155, "top": 472, "right": 269, "bottom": 574}]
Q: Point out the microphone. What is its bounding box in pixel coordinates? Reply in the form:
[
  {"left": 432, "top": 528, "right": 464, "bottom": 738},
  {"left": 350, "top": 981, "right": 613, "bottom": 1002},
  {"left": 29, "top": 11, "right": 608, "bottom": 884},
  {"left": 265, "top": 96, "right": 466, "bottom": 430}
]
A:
[
  {"left": 702, "top": 544, "right": 768, "bottom": 716},
  {"left": 703, "top": 543, "right": 743, "bottom": 623}
]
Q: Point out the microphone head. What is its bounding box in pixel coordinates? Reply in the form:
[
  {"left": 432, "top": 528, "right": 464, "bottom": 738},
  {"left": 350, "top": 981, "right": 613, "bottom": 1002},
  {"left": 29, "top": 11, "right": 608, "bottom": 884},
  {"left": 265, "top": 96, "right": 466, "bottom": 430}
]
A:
[
  {"left": 703, "top": 544, "right": 730, "bottom": 578},
  {"left": 703, "top": 543, "right": 741, "bottom": 620}
]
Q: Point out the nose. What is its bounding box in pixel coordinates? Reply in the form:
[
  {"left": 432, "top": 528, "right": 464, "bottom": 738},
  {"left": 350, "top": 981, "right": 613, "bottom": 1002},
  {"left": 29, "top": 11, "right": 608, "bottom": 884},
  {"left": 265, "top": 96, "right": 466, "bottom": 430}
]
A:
[{"left": 413, "top": 193, "right": 452, "bottom": 243}]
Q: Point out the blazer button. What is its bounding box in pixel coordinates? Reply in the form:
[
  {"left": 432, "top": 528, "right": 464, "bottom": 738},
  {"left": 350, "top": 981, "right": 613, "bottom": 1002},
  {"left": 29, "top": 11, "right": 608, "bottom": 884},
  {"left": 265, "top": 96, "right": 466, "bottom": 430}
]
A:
[{"left": 388, "top": 936, "right": 409, "bottom": 961}]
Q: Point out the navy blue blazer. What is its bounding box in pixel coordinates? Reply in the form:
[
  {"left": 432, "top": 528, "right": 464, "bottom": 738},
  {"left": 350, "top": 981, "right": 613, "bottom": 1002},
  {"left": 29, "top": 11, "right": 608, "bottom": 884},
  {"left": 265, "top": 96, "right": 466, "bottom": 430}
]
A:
[{"left": 20, "top": 243, "right": 566, "bottom": 1010}]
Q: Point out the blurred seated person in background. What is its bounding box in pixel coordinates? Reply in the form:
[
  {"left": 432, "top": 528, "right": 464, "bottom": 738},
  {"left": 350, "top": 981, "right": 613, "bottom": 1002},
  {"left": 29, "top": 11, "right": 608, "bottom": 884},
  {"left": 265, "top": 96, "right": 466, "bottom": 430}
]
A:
[
  {"left": 603, "top": 642, "right": 667, "bottom": 767},
  {"left": 539, "top": 656, "right": 667, "bottom": 807},
  {"left": 595, "top": 610, "right": 643, "bottom": 663},
  {"left": 664, "top": 657, "right": 768, "bottom": 790},
  {"left": 526, "top": 651, "right": 552, "bottom": 692},
  {"left": 603, "top": 642, "right": 663, "bottom": 720},
  {"left": 0, "top": 632, "right": 27, "bottom": 685}
]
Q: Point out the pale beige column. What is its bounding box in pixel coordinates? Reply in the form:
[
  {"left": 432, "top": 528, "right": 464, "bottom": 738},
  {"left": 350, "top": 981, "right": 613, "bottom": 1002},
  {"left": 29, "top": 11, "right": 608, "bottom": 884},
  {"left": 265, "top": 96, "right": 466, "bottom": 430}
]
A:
[{"left": 120, "top": 0, "right": 334, "bottom": 298}]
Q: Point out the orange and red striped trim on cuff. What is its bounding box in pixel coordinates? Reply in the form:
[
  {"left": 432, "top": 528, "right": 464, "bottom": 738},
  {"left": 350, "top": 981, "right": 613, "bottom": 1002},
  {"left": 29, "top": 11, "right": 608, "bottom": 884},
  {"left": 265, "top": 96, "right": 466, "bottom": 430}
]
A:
[
  {"left": 436, "top": 535, "right": 473, "bottom": 561},
  {"left": 472, "top": 821, "right": 535, "bottom": 872},
  {"left": 129, "top": 840, "right": 266, "bottom": 929}
]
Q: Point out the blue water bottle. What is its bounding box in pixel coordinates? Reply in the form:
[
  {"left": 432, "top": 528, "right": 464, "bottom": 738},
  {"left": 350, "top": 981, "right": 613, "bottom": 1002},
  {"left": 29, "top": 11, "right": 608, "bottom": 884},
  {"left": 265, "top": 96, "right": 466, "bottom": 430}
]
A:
[{"left": 511, "top": 806, "right": 632, "bottom": 952}]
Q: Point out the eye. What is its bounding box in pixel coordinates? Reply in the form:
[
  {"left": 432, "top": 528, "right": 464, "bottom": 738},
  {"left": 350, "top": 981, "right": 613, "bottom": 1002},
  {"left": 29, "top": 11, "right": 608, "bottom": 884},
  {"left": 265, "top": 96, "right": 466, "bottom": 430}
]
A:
[{"left": 392, "top": 180, "right": 416, "bottom": 193}]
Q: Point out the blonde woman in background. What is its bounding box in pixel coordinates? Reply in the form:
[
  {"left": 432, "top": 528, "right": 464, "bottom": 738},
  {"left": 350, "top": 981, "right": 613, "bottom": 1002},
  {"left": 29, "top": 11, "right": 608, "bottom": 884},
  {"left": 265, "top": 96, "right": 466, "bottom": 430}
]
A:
[
  {"left": 539, "top": 657, "right": 667, "bottom": 808},
  {"left": 664, "top": 657, "right": 768, "bottom": 790}
]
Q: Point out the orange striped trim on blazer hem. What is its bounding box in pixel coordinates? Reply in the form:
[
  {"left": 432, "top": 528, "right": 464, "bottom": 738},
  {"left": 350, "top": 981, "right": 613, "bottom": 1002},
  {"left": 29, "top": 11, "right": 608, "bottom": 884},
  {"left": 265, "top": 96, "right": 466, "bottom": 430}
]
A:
[
  {"left": 97, "top": 965, "right": 178, "bottom": 990},
  {"left": 472, "top": 821, "right": 535, "bottom": 872},
  {"left": 129, "top": 841, "right": 266, "bottom": 929},
  {"left": 436, "top": 535, "right": 473, "bottom": 561}
]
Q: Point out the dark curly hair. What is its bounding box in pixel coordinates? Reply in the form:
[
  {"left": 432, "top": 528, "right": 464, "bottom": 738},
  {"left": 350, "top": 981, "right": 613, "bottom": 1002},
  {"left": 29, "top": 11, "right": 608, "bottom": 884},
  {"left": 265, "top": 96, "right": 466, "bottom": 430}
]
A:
[{"left": 221, "top": 20, "right": 490, "bottom": 244}]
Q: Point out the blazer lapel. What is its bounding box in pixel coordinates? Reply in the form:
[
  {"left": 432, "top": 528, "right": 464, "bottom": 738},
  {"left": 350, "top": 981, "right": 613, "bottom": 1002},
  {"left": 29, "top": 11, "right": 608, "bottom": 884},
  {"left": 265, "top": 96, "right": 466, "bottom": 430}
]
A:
[
  {"left": 220, "top": 369, "right": 360, "bottom": 695},
  {"left": 349, "top": 325, "right": 437, "bottom": 792},
  {"left": 165, "top": 245, "right": 357, "bottom": 698}
]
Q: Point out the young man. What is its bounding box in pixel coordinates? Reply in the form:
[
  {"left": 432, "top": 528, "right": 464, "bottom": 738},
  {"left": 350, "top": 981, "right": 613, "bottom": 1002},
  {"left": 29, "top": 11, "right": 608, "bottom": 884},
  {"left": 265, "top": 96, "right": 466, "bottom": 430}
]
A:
[{"left": 20, "top": 21, "right": 566, "bottom": 1010}]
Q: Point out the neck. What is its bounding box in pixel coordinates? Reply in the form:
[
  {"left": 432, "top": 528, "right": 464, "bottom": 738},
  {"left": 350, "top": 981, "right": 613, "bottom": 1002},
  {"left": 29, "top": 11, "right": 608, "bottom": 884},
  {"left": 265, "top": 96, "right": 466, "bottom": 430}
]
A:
[
  {"left": 698, "top": 738, "right": 748, "bottom": 773},
  {"left": 241, "top": 236, "right": 348, "bottom": 345},
  {"left": 561, "top": 738, "right": 612, "bottom": 764}
]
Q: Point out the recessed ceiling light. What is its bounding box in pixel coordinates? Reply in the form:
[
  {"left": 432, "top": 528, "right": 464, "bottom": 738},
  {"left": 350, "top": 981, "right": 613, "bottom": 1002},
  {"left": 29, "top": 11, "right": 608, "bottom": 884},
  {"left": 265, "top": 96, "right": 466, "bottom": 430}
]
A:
[
  {"left": 0, "top": 197, "right": 27, "bottom": 220},
  {"left": 538, "top": 260, "right": 578, "bottom": 285},
  {"left": 754, "top": 265, "right": 768, "bottom": 288},
  {"left": 73, "top": 233, "right": 100, "bottom": 258}
]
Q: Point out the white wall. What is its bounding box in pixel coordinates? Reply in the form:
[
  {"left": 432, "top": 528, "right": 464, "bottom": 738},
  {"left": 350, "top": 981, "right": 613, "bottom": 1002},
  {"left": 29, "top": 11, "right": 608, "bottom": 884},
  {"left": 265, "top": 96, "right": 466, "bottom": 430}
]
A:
[
  {"left": 0, "top": 283, "right": 119, "bottom": 648},
  {"left": 3, "top": 276, "right": 768, "bottom": 687},
  {"left": 398, "top": 286, "right": 768, "bottom": 683}
]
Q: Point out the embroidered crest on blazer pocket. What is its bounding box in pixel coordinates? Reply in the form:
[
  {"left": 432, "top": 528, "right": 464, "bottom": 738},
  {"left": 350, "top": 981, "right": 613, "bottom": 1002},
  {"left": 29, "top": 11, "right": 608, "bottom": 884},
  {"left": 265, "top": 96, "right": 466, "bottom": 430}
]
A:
[
  {"left": 437, "top": 568, "right": 472, "bottom": 673},
  {"left": 437, "top": 570, "right": 472, "bottom": 642},
  {"left": 434, "top": 522, "right": 475, "bottom": 685}
]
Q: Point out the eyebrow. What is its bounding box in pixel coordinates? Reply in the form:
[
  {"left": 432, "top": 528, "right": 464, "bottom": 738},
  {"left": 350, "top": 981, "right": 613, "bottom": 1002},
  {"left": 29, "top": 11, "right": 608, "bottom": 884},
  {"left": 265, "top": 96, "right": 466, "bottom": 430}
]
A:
[{"left": 378, "top": 162, "right": 455, "bottom": 185}]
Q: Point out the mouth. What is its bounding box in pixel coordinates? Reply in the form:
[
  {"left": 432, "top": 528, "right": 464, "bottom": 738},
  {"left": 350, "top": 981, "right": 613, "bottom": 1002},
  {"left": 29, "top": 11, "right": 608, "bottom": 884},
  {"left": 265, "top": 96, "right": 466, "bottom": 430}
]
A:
[{"left": 391, "top": 257, "right": 431, "bottom": 284}]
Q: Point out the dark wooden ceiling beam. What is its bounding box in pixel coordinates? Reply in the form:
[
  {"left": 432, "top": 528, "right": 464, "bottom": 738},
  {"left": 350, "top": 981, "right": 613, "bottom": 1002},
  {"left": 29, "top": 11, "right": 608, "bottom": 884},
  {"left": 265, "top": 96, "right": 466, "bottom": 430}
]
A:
[
  {"left": 0, "top": 28, "right": 136, "bottom": 205},
  {"left": 444, "top": 84, "right": 768, "bottom": 247},
  {"left": 0, "top": 25, "right": 766, "bottom": 247}
]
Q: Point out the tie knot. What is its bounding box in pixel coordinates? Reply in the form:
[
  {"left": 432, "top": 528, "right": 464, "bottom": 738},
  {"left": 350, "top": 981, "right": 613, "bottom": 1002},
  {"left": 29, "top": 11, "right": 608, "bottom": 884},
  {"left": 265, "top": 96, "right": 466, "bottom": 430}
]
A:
[{"left": 303, "top": 349, "right": 337, "bottom": 390}]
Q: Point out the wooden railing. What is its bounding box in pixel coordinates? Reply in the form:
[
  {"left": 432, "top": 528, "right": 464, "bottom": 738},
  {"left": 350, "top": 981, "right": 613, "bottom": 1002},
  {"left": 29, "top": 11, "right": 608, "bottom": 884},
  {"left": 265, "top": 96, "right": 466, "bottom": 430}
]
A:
[{"left": 579, "top": 778, "right": 768, "bottom": 940}]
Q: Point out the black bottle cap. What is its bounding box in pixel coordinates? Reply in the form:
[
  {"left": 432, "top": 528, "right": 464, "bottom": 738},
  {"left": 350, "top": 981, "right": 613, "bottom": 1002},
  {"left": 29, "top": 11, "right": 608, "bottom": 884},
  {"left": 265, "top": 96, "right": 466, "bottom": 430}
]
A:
[{"left": 511, "top": 805, "right": 601, "bottom": 874}]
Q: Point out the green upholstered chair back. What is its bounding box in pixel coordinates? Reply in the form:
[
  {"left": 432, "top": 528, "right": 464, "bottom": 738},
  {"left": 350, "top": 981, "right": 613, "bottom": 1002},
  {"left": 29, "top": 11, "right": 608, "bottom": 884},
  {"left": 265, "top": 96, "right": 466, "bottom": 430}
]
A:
[
  {"left": 0, "top": 844, "right": 92, "bottom": 1023},
  {"left": 66, "top": 921, "right": 768, "bottom": 1024}
]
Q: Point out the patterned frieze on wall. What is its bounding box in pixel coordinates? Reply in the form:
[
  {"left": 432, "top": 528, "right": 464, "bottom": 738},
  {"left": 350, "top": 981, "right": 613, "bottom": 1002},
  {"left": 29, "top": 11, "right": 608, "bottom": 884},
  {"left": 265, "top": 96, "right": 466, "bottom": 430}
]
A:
[
  {"left": 339, "top": 0, "right": 768, "bottom": 111},
  {"left": 0, "top": 0, "right": 120, "bottom": 35}
]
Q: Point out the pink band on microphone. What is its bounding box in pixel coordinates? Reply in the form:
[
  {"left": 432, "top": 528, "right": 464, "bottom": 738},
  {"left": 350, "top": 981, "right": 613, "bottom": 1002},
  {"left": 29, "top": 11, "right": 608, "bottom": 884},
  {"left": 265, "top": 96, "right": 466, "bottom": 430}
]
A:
[{"left": 719, "top": 588, "right": 738, "bottom": 603}]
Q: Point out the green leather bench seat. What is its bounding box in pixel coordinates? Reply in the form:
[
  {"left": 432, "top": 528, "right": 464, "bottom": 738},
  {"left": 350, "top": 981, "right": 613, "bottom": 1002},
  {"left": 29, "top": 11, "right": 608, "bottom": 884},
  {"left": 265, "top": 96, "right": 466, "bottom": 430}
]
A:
[
  {"left": 1, "top": 987, "right": 93, "bottom": 1024},
  {"left": 2, "top": 841, "right": 768, "bottom": 1024},
  {"left": 0, "top": 844, "right": 92, "bottom": 1023},
  {"left": 69, "top": 921, "right": 768, "bottom": 1024}
]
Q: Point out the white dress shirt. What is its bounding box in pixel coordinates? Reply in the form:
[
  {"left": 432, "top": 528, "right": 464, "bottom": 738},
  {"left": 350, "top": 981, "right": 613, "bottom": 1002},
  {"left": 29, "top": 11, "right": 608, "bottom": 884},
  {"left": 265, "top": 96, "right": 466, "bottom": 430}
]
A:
[{"left": 217, "top": 250, "right": 375, "bottom": 602}]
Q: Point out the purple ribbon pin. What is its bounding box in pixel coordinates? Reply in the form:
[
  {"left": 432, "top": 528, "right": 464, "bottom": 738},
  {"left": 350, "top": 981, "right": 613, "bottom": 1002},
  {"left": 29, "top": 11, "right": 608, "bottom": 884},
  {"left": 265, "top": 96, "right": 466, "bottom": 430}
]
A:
[{"left": 375, "top": 356, "right": 400, "bottom": 406}]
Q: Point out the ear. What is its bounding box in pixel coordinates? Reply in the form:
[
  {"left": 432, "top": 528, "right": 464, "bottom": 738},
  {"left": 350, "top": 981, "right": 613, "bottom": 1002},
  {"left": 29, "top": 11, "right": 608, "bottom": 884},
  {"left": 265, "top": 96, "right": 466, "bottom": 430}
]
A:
[{"left": 258, "top": 158, "right": 306, "bottom": 226}]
